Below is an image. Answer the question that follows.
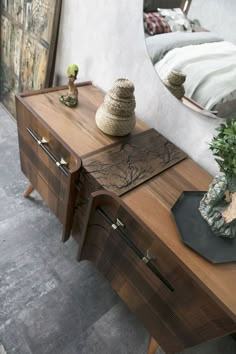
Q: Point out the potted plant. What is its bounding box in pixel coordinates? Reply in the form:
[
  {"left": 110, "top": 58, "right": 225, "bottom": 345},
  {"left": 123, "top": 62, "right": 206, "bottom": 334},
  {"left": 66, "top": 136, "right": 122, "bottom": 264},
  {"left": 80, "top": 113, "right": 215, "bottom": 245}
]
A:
[{"left": 199, "top": 119, "right": 236, "bottom": 238}]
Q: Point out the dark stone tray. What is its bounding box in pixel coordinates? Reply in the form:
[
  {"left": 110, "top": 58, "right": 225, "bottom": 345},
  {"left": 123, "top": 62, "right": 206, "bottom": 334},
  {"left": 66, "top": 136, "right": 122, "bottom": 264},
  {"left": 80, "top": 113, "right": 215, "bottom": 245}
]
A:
[{"left": 171, "top": 191, "right": 236, "bottom": 264}]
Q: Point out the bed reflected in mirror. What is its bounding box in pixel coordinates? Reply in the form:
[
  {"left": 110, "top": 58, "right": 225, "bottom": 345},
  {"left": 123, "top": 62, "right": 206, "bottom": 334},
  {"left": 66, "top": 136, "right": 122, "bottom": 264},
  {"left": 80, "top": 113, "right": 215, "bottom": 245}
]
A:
[{"left": 143, "top": 0, "right": 236, "bottom": 119}]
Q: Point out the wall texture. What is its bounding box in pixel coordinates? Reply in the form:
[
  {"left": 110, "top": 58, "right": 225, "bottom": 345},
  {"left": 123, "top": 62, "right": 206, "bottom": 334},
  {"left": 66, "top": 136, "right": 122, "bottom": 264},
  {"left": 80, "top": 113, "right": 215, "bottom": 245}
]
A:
[
  {"left": 54, "top": 0, "right": 223, "bottom": 176},
  {"left": 188, "top": 0, "right": 236, "bottom": 45}
]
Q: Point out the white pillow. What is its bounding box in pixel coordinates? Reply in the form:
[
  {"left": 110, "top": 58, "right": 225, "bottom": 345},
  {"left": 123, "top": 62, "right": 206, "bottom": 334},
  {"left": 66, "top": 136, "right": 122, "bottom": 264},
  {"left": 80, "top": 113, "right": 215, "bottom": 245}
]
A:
[{"left": 157, "top": 8, "right": 192, "bottom": 32}]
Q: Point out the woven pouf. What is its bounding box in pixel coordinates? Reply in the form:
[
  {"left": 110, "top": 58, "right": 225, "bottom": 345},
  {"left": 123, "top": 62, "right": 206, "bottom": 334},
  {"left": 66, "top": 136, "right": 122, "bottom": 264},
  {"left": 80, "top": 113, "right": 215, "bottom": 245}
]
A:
[
  {"left": 164, "top": 70, "right": 186, "bottom": 100},
  {"left": 164, "top": 80, "right": 185, "bottom": 100},
  {"left": 168, "top": 70, "right": 186, "bottom": 86},
  {"left": 110, "top": 78, "right": 135, "bottom": 98},
  {"left": 95, "top": 78, "right": 136, "bottom": 136},
  {"left": 104, "top": 93, "right": 135, "bottom": 117}
]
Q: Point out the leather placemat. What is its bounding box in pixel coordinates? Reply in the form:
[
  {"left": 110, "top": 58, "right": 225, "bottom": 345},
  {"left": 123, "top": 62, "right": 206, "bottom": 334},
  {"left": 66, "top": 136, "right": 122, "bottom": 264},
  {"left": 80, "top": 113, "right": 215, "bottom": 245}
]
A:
[{"left": 83, "top": 129, "right": 187, "bottom": 196}]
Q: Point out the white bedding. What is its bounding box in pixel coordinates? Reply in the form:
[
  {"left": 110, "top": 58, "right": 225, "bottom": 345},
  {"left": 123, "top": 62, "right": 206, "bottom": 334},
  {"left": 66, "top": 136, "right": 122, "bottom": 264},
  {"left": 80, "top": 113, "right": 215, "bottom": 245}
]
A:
[{"left": 154, "top": 41, "right": 236, "bottom": 111}]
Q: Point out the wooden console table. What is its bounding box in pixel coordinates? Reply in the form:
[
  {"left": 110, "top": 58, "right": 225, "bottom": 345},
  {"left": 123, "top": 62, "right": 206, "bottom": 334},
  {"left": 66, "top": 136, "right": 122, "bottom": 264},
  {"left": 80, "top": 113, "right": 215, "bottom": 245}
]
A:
[
  {"left": 15, "top": 82, "right": 146, "bottom": 241},
  {"left": 16, "top": 82, "right": 236, "bottom": 354}
]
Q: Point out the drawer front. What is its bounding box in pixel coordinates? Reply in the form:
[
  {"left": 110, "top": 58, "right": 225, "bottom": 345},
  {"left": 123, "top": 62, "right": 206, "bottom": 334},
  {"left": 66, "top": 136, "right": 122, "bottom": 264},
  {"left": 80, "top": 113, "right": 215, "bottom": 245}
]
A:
[
  {"left": 20, "top": 149, "right": 65, "bottom": 223},
  {"left": 80, "top": 192, "right": 236, "bottom": 354},
  {"left": 16, "top": 99, "right": 78, "bottom": 171},
  {"left": 18, "top": 130, "right": 67, "bottom": 200},
  {"left": 16, "top": 99, "right": 81, "bottom": 241},
  {"left": 72, "top": 168, "right": 103, "bottom": 242}
]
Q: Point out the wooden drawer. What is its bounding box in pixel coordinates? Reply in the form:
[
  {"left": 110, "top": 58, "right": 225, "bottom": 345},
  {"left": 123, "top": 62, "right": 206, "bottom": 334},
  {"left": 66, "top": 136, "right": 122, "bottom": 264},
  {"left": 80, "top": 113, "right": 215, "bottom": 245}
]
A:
[
  {"left": 16, "top": 98, "right": 81, "bottom": 241},
  {"left": 18, "top": 131, "right": 67, "bottom": 200},
  {"left": 20, "top": 149, "right": 65, "bottom": 222},
  {"left": 79, "top": 191, "right": 236, "bottom": 354},
  {"left": 16, "top": 100, "right": 78, "bottom": 171},
  {"left": 72, "top": 168, "right": 103, "bottom": 242}
]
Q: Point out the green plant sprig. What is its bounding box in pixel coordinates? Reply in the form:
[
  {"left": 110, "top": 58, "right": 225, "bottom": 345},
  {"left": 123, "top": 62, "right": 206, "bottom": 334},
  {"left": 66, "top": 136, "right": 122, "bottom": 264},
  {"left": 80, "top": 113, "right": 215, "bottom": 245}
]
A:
[{"left": 210, "top": 118, "right": 236, "bottom": 177}]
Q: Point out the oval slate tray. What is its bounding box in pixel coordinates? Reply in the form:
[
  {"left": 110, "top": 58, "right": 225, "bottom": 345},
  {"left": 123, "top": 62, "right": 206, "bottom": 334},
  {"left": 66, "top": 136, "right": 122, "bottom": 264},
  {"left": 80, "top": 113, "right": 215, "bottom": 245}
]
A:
[{"left": 171, "top": 191, "right": 236, "bottom": 264}]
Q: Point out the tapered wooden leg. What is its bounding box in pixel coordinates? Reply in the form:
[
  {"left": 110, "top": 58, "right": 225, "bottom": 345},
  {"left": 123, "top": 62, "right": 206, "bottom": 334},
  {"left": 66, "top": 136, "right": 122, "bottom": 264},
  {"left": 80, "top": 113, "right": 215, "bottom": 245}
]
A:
[
  {"left": 24, "top": 183, "right": 34, "bottom": 198},
  {"left": 147, "top": 337, "right": 159, "bottom": 354}
]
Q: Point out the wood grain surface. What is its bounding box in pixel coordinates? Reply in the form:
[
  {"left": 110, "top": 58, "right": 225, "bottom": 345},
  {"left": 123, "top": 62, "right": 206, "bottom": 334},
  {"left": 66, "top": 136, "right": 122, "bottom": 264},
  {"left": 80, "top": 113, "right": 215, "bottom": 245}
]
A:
[
  {"left": 79, "top": 191, "right": 236, "bottom": 354},
  {"left": 16, "top": 92, "right": 82, "bottom": 241},
  {"left": 147, "top": 338, "right": 159, "bottom": 354},
  {"left": 83, "top": 129, "right": 187, "bottom": 196},
  {"left": 16, "top": 83, "right": 236, "bottom": 351},
  {"left": 122, "top": 158, "right": 236, "bottom": 322},
  {"left": 17, "top": 83, "right": 147, "bottom": 156}
]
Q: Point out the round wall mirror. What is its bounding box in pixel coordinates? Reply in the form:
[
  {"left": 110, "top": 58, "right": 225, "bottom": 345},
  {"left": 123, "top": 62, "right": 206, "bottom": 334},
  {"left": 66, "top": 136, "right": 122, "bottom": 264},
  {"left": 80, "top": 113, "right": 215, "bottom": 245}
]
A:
[{"left": 143, "top": 0, "right": 236, "bottom": 119}]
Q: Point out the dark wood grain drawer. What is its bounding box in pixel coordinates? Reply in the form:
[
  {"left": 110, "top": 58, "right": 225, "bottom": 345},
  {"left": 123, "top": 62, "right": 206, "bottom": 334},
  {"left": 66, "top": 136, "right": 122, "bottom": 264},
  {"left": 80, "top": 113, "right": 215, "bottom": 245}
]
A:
[
  {"left": 16, "top": 99, "right": 82, "bottom": 242},
  {"left": 16, "top": 99, "right": 78, "bottom": 172},
  {"left": 79, "top": 191, "right": 236, "bottom": 354},
  {"left": 72, "top": 168, "right": 103, "bottom": 242},
  {"left": 18, "top": 131, "right": 68, "bottom": 200},
  {"left": 20, "top": 149, "right": 65, "bottom": 223}
]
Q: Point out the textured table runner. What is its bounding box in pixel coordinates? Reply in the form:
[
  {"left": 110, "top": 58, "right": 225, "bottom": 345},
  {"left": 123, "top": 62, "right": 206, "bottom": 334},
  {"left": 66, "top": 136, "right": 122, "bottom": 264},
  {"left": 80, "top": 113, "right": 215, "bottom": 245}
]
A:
[{"left": 83, "top": 129, "right": 187, "bottom": 196}]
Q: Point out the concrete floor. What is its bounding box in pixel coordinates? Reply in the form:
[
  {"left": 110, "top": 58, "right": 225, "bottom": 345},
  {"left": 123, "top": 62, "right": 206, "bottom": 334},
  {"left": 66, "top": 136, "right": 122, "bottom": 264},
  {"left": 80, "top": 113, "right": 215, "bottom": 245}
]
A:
[{"left": 0, "top": 103, "right": 235, "bottom": 354}]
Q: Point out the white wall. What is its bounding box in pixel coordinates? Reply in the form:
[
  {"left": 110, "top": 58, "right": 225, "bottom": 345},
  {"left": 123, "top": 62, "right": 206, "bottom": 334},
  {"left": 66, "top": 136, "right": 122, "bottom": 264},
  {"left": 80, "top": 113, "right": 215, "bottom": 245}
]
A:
[
  {"left": 54, "top": 0, "right": 222, "bottom": 176},
  {"left": 188, "top": 0, "right": 236, "bottom": 45}
]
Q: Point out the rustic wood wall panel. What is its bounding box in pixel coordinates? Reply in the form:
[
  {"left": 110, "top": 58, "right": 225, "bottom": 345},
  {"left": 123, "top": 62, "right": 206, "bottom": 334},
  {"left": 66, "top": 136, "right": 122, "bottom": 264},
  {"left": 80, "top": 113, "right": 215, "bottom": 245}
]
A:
[{"left": 0, "top": 0, "right": 61, "bottom": 116}]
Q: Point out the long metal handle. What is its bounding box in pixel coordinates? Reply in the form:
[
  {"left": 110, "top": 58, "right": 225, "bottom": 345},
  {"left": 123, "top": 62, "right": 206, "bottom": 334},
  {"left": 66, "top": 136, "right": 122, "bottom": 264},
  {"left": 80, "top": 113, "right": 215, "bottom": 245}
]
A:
[
  {"left": 96, "top": 207, "right": 174, "bottom": 292},
  {"left": 26, "top": 128, "right": 69, "bottom": 176}
]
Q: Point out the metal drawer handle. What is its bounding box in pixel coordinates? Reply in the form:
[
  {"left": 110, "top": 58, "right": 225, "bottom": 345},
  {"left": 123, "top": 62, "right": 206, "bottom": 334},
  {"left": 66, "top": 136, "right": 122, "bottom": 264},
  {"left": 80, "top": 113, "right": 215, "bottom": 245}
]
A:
[
  {"left": 37, "top": 136, "right": 48, "bottom": 145},
  {"left": 56, "top": 158, "right": 68, "bottom": 167},
  {"left": 96, "top": 207, "right": 174, "bottom": 292},
  {"left": 26, "top": 127, "right": 69, "bottom": 176},
  {"left": 142, "top": 249, "right": 157, "bottom": 264},
  {"left": 41, "top": 137, "right": 48, "bottom": 144},
  {"left": 112, "top": 218, "right": 125, "bottom": 230}
]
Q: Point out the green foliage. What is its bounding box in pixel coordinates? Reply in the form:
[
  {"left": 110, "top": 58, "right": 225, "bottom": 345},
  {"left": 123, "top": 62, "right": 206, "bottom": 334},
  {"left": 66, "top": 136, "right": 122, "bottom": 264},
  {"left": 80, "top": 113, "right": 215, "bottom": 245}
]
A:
[
  {"left": 67, "top": 64, "right": 79, "bottom": 78},
  {"left": 210, "top": 118, "right": 236, "bottom": 177}
]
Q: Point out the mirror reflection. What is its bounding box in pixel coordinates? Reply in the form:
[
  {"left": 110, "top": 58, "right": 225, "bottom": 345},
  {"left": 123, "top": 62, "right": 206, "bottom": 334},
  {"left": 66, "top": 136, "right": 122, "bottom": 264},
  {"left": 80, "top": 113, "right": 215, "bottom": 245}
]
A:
[{"left": 143, "top": 0, "right": 236, "bottom": 119}]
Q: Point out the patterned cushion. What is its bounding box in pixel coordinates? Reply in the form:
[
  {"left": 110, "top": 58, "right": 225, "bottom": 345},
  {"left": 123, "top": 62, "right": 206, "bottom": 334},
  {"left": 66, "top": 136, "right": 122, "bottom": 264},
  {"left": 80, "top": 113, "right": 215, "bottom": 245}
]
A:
[{"left": 143, "top": 12, "right": 171, "bottom": 36}]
